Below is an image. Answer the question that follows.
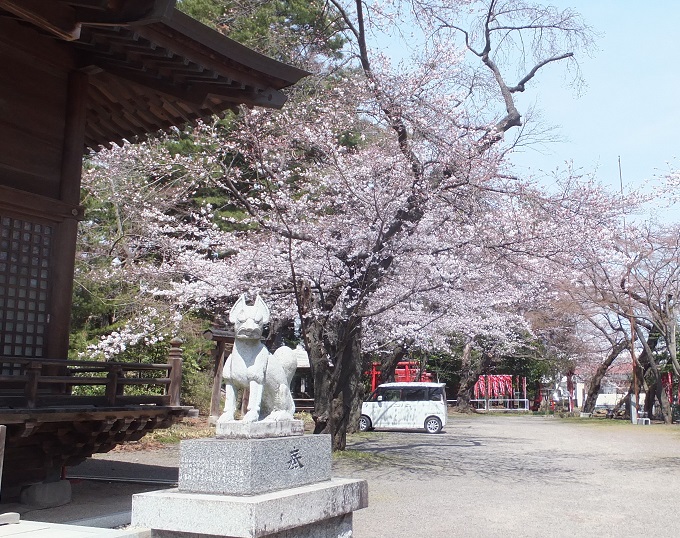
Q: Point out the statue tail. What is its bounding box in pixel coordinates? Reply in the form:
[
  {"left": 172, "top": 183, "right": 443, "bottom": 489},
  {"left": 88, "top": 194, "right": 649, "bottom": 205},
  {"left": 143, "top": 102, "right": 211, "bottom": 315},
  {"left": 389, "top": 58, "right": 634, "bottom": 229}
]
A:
[{"left": 274, "top": 344, "right": 308, "bottom": 383}]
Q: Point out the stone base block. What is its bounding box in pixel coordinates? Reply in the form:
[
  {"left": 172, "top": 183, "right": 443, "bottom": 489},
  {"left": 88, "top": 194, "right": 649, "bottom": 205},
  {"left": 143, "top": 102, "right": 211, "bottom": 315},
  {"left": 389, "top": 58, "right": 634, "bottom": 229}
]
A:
[
  {"left": 215, "top": 419, "right": 303, "bottom": 439},
  {"left": 146, "top": 514, "right": 352, "bottom": 538},
  {"left": 20, "top": 479, "right": 72, "bottom": 508},
  {"left": 132, "top": 478, "right": 368, "bottom": 538},
  {"left": 179, "top": 436, "right": 331, "bottom": 495}
]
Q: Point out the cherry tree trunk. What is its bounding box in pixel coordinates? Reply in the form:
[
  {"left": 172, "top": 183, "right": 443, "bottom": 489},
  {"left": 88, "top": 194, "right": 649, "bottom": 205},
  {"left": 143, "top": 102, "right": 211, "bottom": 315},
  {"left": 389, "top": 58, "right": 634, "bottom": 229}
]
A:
[
  {"left": 582, "top": 341, "right": 627, "bottom": 414},
  {"left": 644, "top": 377, "right": 673, "bottom": 424},
  {"left": 636, "top": 335, "right": 672, "bottom": 423},
  {"left": 304, "top": 315, "right": 364, "bottom": 450},
  {"left": 455, "top": 342, "right": 479, "bottom": 412}
]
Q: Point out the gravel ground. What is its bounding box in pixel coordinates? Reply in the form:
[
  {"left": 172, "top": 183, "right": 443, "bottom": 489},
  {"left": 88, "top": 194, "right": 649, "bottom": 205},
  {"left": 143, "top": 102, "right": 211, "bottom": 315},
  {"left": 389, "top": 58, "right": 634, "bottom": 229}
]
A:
[
  {"left": 11, "top": 414, "right": 680, "bottom": 537},
  {"left": 339, "top": 414, "right": 680, "bottom": 537}
]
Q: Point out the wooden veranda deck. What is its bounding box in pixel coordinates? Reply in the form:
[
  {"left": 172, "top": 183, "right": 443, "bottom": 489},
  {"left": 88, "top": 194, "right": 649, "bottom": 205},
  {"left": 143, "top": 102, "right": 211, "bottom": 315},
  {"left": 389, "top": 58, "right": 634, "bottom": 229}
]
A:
[{"left": 0, "top": 345, "right": 190, "bottom": 491}]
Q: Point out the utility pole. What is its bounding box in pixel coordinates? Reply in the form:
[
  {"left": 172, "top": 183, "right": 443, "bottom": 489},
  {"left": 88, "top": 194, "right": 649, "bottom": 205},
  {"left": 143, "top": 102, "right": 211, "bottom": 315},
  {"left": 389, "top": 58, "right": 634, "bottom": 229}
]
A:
[{"left": 619, "top": 156, "right": 639, "bottom": 421}]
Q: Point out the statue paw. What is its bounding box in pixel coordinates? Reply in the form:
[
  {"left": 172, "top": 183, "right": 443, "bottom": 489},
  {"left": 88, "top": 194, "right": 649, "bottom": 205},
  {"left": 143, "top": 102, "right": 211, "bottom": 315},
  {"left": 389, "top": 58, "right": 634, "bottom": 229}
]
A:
[
  {"left": 263, "top": 410, "right": 294, "bottom": 422},
  {"left": 242, "top": 410, "right": 260, "bottom": 423},
  {"left": 217, "top": 412, "right": 236, "bottom": 424}
]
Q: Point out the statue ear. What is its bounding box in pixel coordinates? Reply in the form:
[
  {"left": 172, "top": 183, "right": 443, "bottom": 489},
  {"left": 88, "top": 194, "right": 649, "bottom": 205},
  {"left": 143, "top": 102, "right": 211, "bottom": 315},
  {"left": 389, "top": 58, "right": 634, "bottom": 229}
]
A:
[
  {"left": 254, "top": 295, "right": 270, "bottom": 324},
  {"left": 229, "top": 295, "right": 246, "bottom": 324}
]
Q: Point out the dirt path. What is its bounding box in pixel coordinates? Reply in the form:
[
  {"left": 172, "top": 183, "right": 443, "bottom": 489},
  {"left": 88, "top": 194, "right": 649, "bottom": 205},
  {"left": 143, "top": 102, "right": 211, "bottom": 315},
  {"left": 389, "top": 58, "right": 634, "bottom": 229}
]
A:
[{"left": 14, "top": 414, "right": 680, "bottom": 537}]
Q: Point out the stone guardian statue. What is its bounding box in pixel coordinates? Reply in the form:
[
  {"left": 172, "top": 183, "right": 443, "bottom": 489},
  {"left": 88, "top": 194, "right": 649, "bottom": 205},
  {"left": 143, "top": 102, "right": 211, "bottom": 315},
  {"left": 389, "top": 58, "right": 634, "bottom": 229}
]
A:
[{"left": 220, "top": 294, "right": 306, "bottom": 423}]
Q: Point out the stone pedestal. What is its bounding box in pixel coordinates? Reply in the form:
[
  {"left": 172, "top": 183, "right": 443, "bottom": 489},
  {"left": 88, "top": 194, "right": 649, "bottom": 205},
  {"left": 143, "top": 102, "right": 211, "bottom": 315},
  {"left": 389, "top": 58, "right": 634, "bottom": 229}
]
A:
[
  {"left": 179, "top": 436, "right": 331, "bottom": 495},
  {"left": 131, "top": 430, "right": 367, "bottom": 538}
]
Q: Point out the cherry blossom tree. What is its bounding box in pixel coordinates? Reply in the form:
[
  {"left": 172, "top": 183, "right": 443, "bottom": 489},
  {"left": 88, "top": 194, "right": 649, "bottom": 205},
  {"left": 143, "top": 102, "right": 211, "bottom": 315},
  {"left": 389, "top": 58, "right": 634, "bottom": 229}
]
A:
[
  {"left": 157, "top": 109, "right": 623, "bottom": 448},
  {"left": 287, "top": 0, "right": 597, "bottom": 445},
  {"left": 553, "top": 218, "right": 680, "bottom": 422},
  {"left": 618, "top": 225, "right": 680, "bottom": 421},
  {"left": 553, "top": 265, "right": 630, "bottom": 415},
  {"left": 79, "top": 0, "right": 622, "bottom": 449}
]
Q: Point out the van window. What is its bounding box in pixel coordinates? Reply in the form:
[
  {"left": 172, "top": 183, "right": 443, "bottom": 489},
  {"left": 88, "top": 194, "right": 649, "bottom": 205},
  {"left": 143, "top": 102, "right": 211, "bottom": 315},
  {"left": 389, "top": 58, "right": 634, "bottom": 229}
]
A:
[
  {"left": 429, "top": 387, "right": 444, "bottom": 401},
  {"left": 402, "top": 387, "right": 427, "bottom": 401},
  {"left": 382, "top": 388, "right": 401, "bottom": 401}
]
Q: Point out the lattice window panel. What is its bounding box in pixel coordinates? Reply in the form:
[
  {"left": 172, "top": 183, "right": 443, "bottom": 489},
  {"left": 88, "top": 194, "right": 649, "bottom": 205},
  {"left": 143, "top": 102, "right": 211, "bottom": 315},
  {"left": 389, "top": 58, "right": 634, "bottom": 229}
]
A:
[{"left": 0, "top": 215, "right": 51, "bottom": 365}]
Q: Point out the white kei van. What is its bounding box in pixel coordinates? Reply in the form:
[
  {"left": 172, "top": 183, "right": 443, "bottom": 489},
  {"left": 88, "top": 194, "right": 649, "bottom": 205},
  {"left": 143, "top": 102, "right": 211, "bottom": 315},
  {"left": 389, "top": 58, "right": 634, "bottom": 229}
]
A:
[{"left": 358, "top": 382, "right": 447, "bottom": 434}]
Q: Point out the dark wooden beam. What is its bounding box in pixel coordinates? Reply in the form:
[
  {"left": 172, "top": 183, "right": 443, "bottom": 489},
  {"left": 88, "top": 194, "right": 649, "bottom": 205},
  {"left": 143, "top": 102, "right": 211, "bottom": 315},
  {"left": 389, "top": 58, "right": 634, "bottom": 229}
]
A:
[
  {"left": 47, "top": 70, "right": 89, "bottom": 360},
  {"left": 94, "top": 63, "right": 286, "bottom": 109},
  {"left": 0, "top": 0, "right": 81, "bottom": 40},
  {"left": 94, "top": 60, "right": 205, "bottom": 105},
  {"left": 75, "top": 0, "right": 174, "bottom": 26},
  {"left": 196, "top": 84, "right": 288, "bottom": 108},
  {"left": 151, "top": 10, "right": 308, "bottom": 88},
  {"left": 135, "top": 21, "right": 297, "bottom": 95},
  {"left": 0, "top": 15, "right": 74, "bottom": 73},
  {"left": 60, "top": 71, "right": 89, "bottom": 205},
  {"left": 0, "top": 186, "right": 83, "bottom": 222},
  {"left": 203, "top": 329, "right": 236, "bottom": 343},
  {"left": 0, "top": 425, "right": 6, "bottom": 493},
  {"left": 0, "top": 1, "right": 176, "bottom": 41}
]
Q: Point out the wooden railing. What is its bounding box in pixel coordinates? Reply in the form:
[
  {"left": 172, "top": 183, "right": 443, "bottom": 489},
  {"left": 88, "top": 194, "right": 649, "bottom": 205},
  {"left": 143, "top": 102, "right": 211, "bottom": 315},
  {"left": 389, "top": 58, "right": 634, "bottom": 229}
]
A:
[{"left": 0, "top": 339, "right": 183, "bottom": 409}]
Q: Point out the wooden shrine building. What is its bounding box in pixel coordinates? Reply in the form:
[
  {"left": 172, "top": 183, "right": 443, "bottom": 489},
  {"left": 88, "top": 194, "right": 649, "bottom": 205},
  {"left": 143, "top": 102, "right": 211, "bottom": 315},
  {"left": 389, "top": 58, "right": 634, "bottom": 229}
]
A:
[{"left": 0, "top": 0, "right": 306, "bottom": 496}]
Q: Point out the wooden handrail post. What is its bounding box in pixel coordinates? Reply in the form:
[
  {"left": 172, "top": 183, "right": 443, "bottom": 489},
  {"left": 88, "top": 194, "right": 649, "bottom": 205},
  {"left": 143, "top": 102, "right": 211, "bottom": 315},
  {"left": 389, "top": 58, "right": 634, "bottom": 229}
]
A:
[
  {"left": 106, "top": 365, "right": 123, "bottom": 406},
  {"left": 25, "top": 362, "right": 41, "bottom": 409},
  {"left": 168, "top": 337, "right": 183, "bottom": 406}
]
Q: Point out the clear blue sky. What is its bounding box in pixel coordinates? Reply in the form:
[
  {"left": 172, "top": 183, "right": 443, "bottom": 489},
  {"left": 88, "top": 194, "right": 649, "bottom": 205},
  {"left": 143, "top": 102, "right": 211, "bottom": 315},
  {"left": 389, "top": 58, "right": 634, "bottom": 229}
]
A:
[{"left": 509, "top": 1, "right": 680, "bottom": 217}]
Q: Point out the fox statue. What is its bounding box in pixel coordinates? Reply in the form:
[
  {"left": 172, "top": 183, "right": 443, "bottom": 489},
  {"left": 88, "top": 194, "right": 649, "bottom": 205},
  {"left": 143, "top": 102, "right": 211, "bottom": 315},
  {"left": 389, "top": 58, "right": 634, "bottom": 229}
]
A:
[{"left": 220, "top": 294, "right": 307, "bottom": 422}]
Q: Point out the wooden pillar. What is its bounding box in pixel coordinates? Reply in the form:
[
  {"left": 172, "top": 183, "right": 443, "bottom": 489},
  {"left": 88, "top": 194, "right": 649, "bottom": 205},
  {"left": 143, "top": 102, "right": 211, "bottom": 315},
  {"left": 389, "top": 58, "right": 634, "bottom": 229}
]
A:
[
  {"left": 0, "top": 425, "right": 5, "bottom": 496},
  {"left": 209, "top": 341, "right": 226, "bottom": 421},
  {"left": 168, "top": 338, "right": 183, "bottom": 406},
  {"left": 47, "top": 70, "right": 88, "bottom": 362}
]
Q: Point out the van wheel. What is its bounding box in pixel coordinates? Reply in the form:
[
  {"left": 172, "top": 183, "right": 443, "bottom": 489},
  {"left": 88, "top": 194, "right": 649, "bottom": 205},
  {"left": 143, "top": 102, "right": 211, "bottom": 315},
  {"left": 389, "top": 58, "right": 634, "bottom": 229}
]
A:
[
  {"left": 424, "top": 416, "right": 442, "bottom": 434},
  {"left": 358, "top": 415, "right": 372, "bottom": 432}
]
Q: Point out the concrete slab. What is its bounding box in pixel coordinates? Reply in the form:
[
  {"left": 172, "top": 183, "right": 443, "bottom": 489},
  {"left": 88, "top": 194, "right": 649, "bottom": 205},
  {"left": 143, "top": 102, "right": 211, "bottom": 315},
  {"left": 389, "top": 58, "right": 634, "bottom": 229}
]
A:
[
  {"left": 1, "top": 481, "right": 165, "bottom": 525},
  {"left": 0, "top": 520, "right": 147, "bottom": 537}
]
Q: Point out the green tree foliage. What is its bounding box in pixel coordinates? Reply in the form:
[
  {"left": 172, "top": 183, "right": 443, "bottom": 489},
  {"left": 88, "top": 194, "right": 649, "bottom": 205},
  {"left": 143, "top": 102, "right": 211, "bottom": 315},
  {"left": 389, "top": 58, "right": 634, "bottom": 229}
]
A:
[
  {"left": 177, "top": 0, "right": 226, "bottom": 26},
  {"left": 177, "top": 0, "right": 345, "bottom": 64}
]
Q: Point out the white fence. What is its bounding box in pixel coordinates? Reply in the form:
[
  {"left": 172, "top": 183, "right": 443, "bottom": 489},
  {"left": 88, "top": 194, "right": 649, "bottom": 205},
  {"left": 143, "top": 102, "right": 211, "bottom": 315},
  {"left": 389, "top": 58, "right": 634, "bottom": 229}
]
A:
[{"left": 467, "top": 398, "right": 530, "bottom": 412}]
